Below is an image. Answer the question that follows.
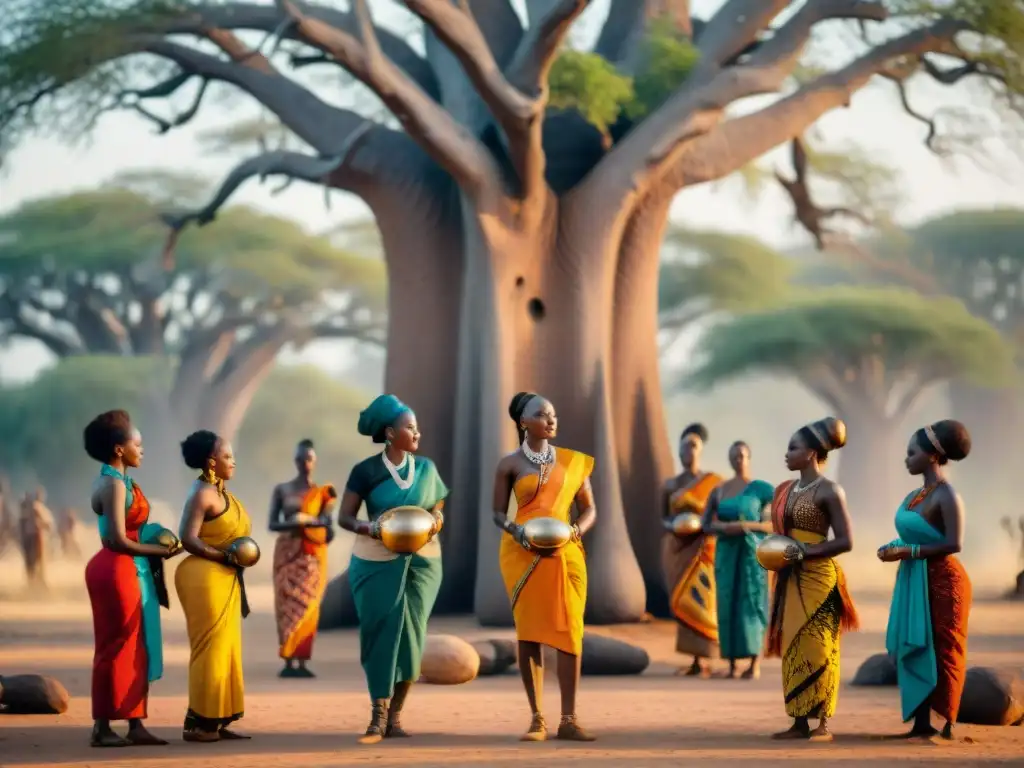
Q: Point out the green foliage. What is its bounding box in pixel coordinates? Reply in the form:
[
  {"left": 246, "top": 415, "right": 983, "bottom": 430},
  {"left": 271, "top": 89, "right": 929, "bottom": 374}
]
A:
[
  {"left": 548, "top": 50, "right": 634, "bottom": 139},
  {"left": 0, "top": 0, "right": 191, "bottom": 155},
  {"left": 659, "top": 229, "right": 793, "bottom": 319},
  {"left": 625, "top": 18, "right": 701, "bottom": 120},
  {"left": 685, "top": 287, "right": 1015, "bottom": 393},
  {"left": 0, "top": 183, "right": 387, "bottom": 307},
  {"left": 0, "top": 356, "right": 370, "bottom": 503},
  {"left": 802, "top": 142, "right": 903, "bottom": 216}
]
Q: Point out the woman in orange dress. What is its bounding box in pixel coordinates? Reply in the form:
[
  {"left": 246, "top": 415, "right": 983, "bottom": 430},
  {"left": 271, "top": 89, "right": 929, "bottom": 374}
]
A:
[
  {"left": 492, "top": 392, "right": 597, "bottom": 743},
  {"left": 661, "top": 423, "right": 722, "bottom": 677},
  {"left": 269, "top": 438, "right": 336, "bottom": 678}
]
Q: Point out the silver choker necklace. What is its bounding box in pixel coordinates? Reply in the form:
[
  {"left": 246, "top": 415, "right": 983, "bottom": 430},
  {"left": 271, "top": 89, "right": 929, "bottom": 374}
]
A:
[
  {"left": 382, "top": 451, "right": 415, "bottom": 490},
  {"left": 522, "top": 440, "right": 555, "bottom": 466}
]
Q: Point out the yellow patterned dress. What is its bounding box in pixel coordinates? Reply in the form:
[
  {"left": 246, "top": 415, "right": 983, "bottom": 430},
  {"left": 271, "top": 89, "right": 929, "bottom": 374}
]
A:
[
  {"left": 174, "top": 488, "right": 252, "bottom": 731},
  {"left": 767, "top": 480, "right": 859, "bottom": 719}
]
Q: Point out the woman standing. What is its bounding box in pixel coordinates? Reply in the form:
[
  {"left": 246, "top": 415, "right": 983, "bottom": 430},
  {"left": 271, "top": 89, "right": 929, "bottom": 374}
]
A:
[
  {"left": 338, "top": 394, "right": 447, "bottom": 744},
  {"left": 661, "top": 423, "right": 722, "bottom": 677},
  {"left": 492, "top": 392, "right": 597, "bottom": 743},
  {"left": 174, "top": 430, "right": 253, "bottom": 743},
  {"left": 269, "top": 438, "right": 336, "bottom": 678},
  {"left": 702, "top": 441, "right": 773, "bottom": 679},
  {"left": 768, "top": 417, "right": 858, "bottom": 742},
  {"left": 83, "top": 410, "right": 180, "bottom": 747},
  {"left": 879, "top": 420, "right": 972, "bottom": 741}
]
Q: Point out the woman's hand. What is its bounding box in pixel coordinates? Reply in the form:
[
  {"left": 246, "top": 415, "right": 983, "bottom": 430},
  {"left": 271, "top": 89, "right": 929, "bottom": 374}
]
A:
[
  {"left": 430, "top": 510, "right": 444, "bottom": 538},
  {"left": 162, "top": 540, "right": 184, "bottom": 558},
  {"left": 293, "top": 512, "right": 315, "bottom": 526},
  {"left": 877, "top": 545, "right": 910, "bottom": 562},
  {"left": 783, "top": 543, "right": 805, "bottom": 563},
  {"left": 224, "top": 549, "right": 240, "bottom": 568}
]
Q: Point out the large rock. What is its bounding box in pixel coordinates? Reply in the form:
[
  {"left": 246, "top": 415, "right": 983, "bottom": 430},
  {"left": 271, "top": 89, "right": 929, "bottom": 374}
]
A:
[
  {"left": 0, "top": 674, "right": 70, "bottom": 714},
  {"left": 536, "top": 633, "right": 649, "bottom": 677},
  {"left": 420, "top": 635, "right": 480, "bottom": 685},
  {"left": 318, "top": 569, "right": 358, "bottom": 629},
  {"left": 957, "top": 667, "right": 1024, "bottom": 726},
  {"left": 581, "top": 633, "right": 649, "bottom": 675},
  {"left": 850, "top": 653, "right": 898, "bottom": 687},
  {"left": 472, "top": 639, "right": 517, "bottom": 676}
]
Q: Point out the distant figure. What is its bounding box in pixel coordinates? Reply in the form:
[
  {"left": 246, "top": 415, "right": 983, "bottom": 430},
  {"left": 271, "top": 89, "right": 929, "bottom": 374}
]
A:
[
  {"left": 879, "top": 419, "right": 973, "bottom": 741},
  {"left": 0, "top": 474, "right": 15, "bottom": 557},
  {"left": 701, "top": 441, "right": 774, "bottom": 680},
  {"left": 768, "top": 417, "right": 858, "bottom": 743},
  {"left": 269, "top": 438, "right": 337, "bottom": 678},
  {"left": 19, "top": 487, "right": 54, "bottom": 588},
  {"left": 58, "top": 507, "right": 84, "bottom": 559},
  {"left": 661, "top": 423, "right": 722, "bottom": 678}
]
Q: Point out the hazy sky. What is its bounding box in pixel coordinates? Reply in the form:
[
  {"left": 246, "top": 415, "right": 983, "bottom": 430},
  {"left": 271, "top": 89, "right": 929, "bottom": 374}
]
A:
[{"left": 2, "top": 0, "right": 1022, "bottom": 383}]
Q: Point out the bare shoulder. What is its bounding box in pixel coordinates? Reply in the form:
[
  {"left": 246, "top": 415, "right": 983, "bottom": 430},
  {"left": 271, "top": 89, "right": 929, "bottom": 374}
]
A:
[
  {"left": 819, "top": 478, "right": 846, "bottom": 501},
  {"left": 936, "top": 482, "right": 962, "bottom": 508},
  {"left": 497, "top": 452, "right": 520, "bottom": 472}
]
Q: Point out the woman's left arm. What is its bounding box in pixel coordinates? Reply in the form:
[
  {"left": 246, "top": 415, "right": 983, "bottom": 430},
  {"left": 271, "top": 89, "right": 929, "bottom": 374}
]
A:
[
  {"left": 803, "top": 483, "right": 854, "bottom": 560},
  {"left": 572, "top": 478, "right": 597, "bottom": 538},
  {"left": 913, "top": 487, "right": 964, "bottom": 559},
  {"left": 429, "top": 500, "right": 445, "bottom": 536}
]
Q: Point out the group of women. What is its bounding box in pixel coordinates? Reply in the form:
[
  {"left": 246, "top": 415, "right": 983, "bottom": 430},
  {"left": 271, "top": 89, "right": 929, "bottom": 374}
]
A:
[
  {"left": 662, "top": 417, "right": 973, "bottom": 742},
  {"left": 81, "top": 396, "right": 974, "bottom": 748}
]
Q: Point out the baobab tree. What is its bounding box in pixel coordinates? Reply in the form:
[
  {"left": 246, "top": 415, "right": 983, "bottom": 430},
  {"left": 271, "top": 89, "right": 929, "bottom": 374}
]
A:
[
  {"left": 3, "top": 0, "right": 1020, "bottom": 622},
  {"left": 0, "top": 184, "right": 384, "bottom": 495}
]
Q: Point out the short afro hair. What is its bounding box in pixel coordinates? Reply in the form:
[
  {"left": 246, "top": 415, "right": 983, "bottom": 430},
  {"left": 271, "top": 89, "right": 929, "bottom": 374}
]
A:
[{"left": 83, "top": 410, "right": 133, "bottom": 464}]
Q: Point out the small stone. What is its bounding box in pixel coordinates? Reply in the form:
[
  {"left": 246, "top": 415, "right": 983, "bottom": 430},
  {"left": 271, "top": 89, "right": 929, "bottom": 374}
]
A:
[
  {"left": 317, "top": 570, "right": 358, "bottom": 629},
  {"left": 850, "top": 653, "right": 899, "bottom": 687},
  {"left": 420, "top": 635, "right": 480, "bottom": 685},
  {"left": 0, "top": 674, "right": 70, "bottom": 714}
]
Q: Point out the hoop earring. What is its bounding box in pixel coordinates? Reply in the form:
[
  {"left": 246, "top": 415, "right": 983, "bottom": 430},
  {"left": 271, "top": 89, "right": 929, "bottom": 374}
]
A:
[{"left": 200, "top": 467, "right": 219, "bottom": 485}]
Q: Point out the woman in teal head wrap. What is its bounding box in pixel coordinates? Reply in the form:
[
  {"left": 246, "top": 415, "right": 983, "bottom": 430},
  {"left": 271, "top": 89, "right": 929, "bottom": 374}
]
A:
[{"left": 337, "top": 394, "right": 448, "bottom": 744}]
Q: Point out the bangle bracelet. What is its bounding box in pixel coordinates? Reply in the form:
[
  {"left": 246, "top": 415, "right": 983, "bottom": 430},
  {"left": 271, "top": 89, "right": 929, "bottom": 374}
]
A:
[{"left": 910, "top": 544, "right": 920, "bottom": 559}]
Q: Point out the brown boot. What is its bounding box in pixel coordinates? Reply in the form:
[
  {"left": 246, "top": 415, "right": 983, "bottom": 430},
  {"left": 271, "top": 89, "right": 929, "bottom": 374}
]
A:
[
  {"left": 358, "top": 699, "right": 389, "bottom": 745},
  {"left": 385, "top": 682, "right": 411, "bottom": 738}
]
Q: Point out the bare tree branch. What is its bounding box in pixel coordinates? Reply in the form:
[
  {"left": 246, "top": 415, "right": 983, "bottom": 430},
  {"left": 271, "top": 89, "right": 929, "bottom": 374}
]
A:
[
  {"left": 164, "top": 1, "right": 440, "bottom": 97},
  {"left": 666, "top": 18, "right": 969, "bottom": 189},
  {"left": 579, "top": 0, "right": 888, "bottom": 209},
  {"left": 160, "top": 128, "right": 372, "bottom": 268},
  {"left": 275, "top": 0, "right": 501, "bottom": 204},
  {"left": 506, "top": 0, "right": 589, "bottom": 95}
]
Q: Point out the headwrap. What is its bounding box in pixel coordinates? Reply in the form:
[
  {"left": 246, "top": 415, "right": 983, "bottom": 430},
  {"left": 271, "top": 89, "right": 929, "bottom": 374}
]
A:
[{"left": 358, "top": 394, "right": 411, "bottom": 443}]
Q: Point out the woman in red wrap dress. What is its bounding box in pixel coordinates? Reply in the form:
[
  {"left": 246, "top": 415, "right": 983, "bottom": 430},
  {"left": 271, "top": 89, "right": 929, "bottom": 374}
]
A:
[{"left": 83, "top": 410, "right": 181, "bottom": 747}]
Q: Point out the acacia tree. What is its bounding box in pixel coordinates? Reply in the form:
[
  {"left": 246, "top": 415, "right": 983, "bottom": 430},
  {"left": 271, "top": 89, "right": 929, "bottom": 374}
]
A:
[
  {"left": 0, "top": 185, "right": 385, "bottom": 494},
  {"left": 685, "top": 287, "right": 1014, "bottom": 525},
  {"left": 4, "top": 0, "right": 1021, "bottom": 622}
]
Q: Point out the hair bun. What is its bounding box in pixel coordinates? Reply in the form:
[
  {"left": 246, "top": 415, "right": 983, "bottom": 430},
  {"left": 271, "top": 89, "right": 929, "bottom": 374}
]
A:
[
  {"left": 933, "top": 419, "right": 971, "bottom": 461},
  {"left": 820, "top": 417, "right": 847, "bottom": 451},
  {"left": 508, "top": 392, "right": 537, "bottom": 424}
]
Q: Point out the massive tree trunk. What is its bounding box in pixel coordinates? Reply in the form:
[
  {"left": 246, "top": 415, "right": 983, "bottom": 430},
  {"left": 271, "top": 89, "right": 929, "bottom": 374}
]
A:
[{"left": 611, "top": 195, "right": 675, "bottom": 617}]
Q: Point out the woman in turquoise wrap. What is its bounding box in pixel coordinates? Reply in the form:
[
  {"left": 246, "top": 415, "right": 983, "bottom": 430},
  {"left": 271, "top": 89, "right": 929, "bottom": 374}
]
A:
[
  {"left": 879, "top": 419, "right": 973, "bottom": 741},
  {"left": 702, "top": 441, "right": 773, "bottom": 679},
  {"left": 337, "top": 394, "right": 447, "bottom": 744}
]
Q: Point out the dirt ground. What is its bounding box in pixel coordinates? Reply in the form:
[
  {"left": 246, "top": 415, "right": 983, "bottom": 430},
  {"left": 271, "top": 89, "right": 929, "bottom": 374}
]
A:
[{"left": 1, "top": 577, "right": 1023, "bottom": 767}]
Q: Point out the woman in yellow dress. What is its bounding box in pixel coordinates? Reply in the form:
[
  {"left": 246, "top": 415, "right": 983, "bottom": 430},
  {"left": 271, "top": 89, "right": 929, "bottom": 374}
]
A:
[
  {"left": 661, "top": 423, "right": 722, "bottom": 677},
  {"left": 492, "top": 392, "right": 597, "bottom": 743},
  {"left": 768, "top": 417, "right": 859, "bottom": 742},
  {"left": 174, "top": 430, "right": 253, "bottom": 743}
]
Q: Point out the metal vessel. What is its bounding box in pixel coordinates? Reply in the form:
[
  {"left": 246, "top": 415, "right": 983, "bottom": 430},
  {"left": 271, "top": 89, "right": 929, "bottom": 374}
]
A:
[
  {"left": 670, "top": 512, "right": 703, "bottom": 537},
  {"left": 756, "top": 534, "right": 802, "bottom": 571},
  {"left": 522, "top": 517, "right": 572, "bottom": 556},
  {"left": 378, "top": 505, "right": 435, "bottom": 554},
  {"left": 228, "top": 536, "right": 261, "bottom": 568}
]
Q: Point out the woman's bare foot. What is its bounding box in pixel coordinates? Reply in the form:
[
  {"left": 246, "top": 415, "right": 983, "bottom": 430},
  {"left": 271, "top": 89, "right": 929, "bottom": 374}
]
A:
[
  {"left": 741, "top": 662, "right": 760, "bottom": 680},
  {"left": 125, "top": 724, "right": 169, "bottom": 746},
  {"left": 556, "top": 715, "right": 596, "bottom": 742},
  {"left": 808, "top": 720, "right": 833, "bottom": 743},
  {"left": 771, "top": 718, "right": 810, "bottom": 740},
  {"left": 182, "top": 729, "right": 220, "bottom": 743},
  {"left": 520, "top": 713, "right": 547, "bottom": 742},
  {"left": 90, "top": 723, "right": 129, "bottom": 748}
]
